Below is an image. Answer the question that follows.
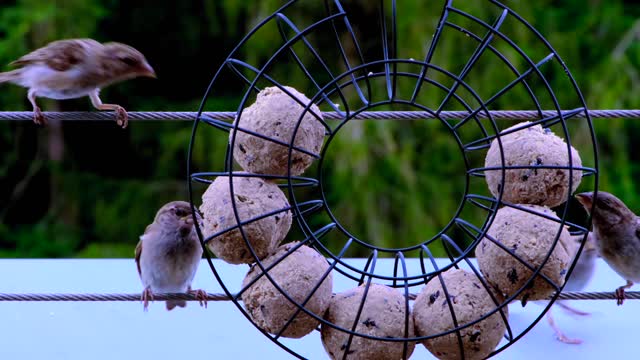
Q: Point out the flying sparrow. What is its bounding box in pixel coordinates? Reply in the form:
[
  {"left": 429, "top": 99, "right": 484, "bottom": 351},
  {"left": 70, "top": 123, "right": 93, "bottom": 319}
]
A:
[
  {"left": 546, "top": 231, "right": 598, "bottom": 344},
  {"left": 135, "top": 201, "right": 207, "bottom": 311},
  {"left": 0, "top": 38, "right": 155, "bottom": 128},
  {"left": 562, "top": 232, "right": 598, "bottom": 296},
  {"left": 576, "top": 191, "right": 640, "bottom": 305}
]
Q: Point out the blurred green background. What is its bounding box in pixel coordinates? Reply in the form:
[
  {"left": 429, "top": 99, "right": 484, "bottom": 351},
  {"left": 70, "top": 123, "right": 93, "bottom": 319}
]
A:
[{"left": 0, "top": 0, "right": 638, "bottom": 258}]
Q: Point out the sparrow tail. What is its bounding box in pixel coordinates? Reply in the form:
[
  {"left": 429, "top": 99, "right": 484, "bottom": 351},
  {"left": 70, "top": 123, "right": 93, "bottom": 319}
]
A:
[
  {"left": 166, "top": 300, "right": 187, "bottom": 311},
  {"left": 0, "top": 69, "right": 22, "bottom": 84}
]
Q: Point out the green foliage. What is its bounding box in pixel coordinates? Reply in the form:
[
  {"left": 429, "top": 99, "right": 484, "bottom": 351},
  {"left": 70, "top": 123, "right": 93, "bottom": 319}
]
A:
[
  {"left": 1, "top": 1, "right": 640, "bottom": 258},
  {"left": 0, "top": 219, "right": 81, "bottom": 257},
  {"left": 75, "top": 242, "right": 136, "bottom": 258}
]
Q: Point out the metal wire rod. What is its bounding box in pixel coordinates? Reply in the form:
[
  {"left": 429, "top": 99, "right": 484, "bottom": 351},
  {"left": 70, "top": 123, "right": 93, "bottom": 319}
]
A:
[
  {"left": 0, "top": 109, "right": 639, "bottom": 122},
  {"left": 0, "top": 292, "right": 229, "bottom": 302},
  {"left": 0, "top": 291, "right": 637, "bottom": 302}
]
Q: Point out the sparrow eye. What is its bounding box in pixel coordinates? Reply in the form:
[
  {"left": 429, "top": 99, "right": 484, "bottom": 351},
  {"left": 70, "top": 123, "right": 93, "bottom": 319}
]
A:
[
  {"left": 120, "top": 56, "right": 138, "bottom": 66},
  {"left": 174, "top": 208, "right": 187, "bottom": 217}
]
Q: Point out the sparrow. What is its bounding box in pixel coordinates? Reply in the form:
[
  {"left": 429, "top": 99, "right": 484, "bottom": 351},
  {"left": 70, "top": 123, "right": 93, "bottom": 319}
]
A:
[
  {"left": 576, "top": 191, "right": 640, "bottom": 305},
  {"left": 0, "top": 38, "right": 155, "bottom": 128},
  {"left": 135, "top": 201, "right": 207, "bottom": 311},
  {"left": 546, "top": 231, "right": 598, "bottom": 344}
]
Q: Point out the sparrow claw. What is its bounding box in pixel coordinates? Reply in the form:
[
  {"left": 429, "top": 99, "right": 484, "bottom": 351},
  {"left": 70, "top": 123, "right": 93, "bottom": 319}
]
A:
[
  {"left": 33, "top": 107, "right": 47, "bottom": 126},
  {"left": 615, "top": 286, "right": 626, "bottom": 306},
  {"left": 546, "top": 311, "right": 583, "bottom": 345},
  {"left": 188, "top": 288, "right": 208, "bottom": 308},
  {"left": 557, "top": 301, "right": 591, "bottom": 316},
  {"left": 141, "top": 287, "right": 154, "bottom": 311},
  {"left": 555, "top": 333, "right": 583, "bottom": 345},
  {"left": 114, "top": 106, "right": 128, "bottom": 129}
]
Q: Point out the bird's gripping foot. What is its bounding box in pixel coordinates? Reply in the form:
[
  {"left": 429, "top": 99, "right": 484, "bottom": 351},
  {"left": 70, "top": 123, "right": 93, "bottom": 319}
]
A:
[
  {"left": 546, "top": 312, "right": 583, "bottom": 345},
  {"left": 188, "top": 287, "right": 208, "bottom": 308},
  {"left": 114, "top": 106, "right": 128, "bottom": 129},
  {"left": 141, "top": 286, "right": 154, "bottom": 311},
  {"left": 33, "top": 106, "right": 46, "bottom": 126},
  {"left": 557, "top": 301, "right": 591, "bottom": 316},
  {"left": 615, "top": 280, "right": 634, "bottom": 306}
]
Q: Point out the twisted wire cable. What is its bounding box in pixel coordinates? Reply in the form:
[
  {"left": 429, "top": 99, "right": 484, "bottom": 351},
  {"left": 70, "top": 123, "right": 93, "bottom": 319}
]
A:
[
  {"left": 0, "top": 109, "right": 638, "bottom": 122},
  {"left": 0, "top": 291, "right": 636, "bottom": 302},
  {"left": 0, "top": 109, "right": 630, "bottom": 303}
]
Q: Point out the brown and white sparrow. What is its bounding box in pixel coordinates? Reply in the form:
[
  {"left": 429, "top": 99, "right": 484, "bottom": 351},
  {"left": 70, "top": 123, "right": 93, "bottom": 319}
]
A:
[
  {"left": 135, "top": 201, "right": 207, "bottom": 311},
  {"left": 576, "top": 191, "right": 640, "bottom": 305},
  {"left": 546, "top": 231, "right": 598, "bottom": 344},
  {"left": 0, "top": 38, "right": 155, "bottom": 128}
]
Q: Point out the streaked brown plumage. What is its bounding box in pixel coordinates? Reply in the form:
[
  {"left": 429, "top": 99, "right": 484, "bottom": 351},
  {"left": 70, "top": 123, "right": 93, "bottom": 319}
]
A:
[
  {"left": 576, "top": 191, "right": 640, "bottom": 305},
  {"left": 0, "top": 38, "right": 155, "bottom": 128},
  {"left": 135, "top": 201, "right": 207, "bottom": 311}
]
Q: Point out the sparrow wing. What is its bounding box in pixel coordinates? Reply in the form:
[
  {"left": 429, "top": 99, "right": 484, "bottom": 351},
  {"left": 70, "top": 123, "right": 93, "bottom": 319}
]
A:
[
  {"left": 10, "top": 39, "right": 99, "bottom": 71},
  {"left": 135, "top": 223, "right": 156, "bottom": 277},
  {"left": 134, "top": 238, "right": 143, "bottom": 277}
]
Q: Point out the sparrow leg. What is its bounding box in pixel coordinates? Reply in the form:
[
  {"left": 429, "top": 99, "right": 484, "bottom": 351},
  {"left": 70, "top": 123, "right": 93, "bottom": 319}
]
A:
[
  {"left": 28, "top": 89, "right": 46, "bottom": 126},
  {"left": 615, "top": 280, "right": 634, "bottom": 306},
  {"left": 546, "top": 311, "right": 583, "bottom": 345},
  {"left": 141, "top": 286, "right": 154, "bottom": 311},
  {"left": 89, "top": 90, "right": 128, "bottom": 129},
  {"left": 557, "top": 301, "right": 590, "bottom": 316},
  {"left": 188, "top": 286, "right": 208, "bottom": 308}
]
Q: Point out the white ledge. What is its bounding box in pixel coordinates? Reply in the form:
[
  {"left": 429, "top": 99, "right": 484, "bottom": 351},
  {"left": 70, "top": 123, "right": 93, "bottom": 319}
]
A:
[{"left": 0, "top": 258, "right": 635, "bottom": 359}]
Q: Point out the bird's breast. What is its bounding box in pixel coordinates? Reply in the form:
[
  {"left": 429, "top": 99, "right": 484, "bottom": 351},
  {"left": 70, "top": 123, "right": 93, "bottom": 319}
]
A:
[
  {"left": 139, "top": 234, "right": 202, "bottom": 292},
  {"left": 600, "top": 242, "right": 640, "bottom": 282},
  {"left": 36, "top": 87, "right": 94, "bottom": 100},
  {"left": 20, "top": 64, "right": 96, "bottom": 99}
]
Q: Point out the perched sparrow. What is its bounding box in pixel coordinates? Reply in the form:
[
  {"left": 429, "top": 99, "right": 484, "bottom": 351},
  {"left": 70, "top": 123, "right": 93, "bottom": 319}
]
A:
[
  {"left": 546, "top": 232, "right": 597, "bottom": 344},
  {"left": 576, "top": 191, "right": 640, "bottom": 305},
  {"left": 135, "top": 201, "right": 207, "bottom": 311},
  {"left": 0, "top": 38, "right": 155, "bottom": 128}
]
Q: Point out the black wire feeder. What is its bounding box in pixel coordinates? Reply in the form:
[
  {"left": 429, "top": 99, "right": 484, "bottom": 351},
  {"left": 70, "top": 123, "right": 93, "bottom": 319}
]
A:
[{"left": 188, "top": 1, "right": 598, "bottom": 359}]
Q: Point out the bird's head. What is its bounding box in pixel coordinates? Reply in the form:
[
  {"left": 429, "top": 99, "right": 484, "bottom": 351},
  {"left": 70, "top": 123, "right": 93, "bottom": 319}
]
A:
[
  {"left": 101, "top": 42, "right": 156, "bottom": 82},
  {"left": 576, "top": 191, "right": 635, "bottom": 229},
  {"left": 155, "top": 201, "right": 200, "bottom": 237}
]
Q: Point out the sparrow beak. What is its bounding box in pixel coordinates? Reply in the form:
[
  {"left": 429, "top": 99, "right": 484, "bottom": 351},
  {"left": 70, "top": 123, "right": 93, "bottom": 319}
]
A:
[
  {"left": 575, "top": 192, "right": 594, "bottom": 209},
  {"left": 180, "top": 215, "right": 194, "bottom": 224},
  {"left": 140, "top": 62, "right": 156, "bottom": 78}
]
